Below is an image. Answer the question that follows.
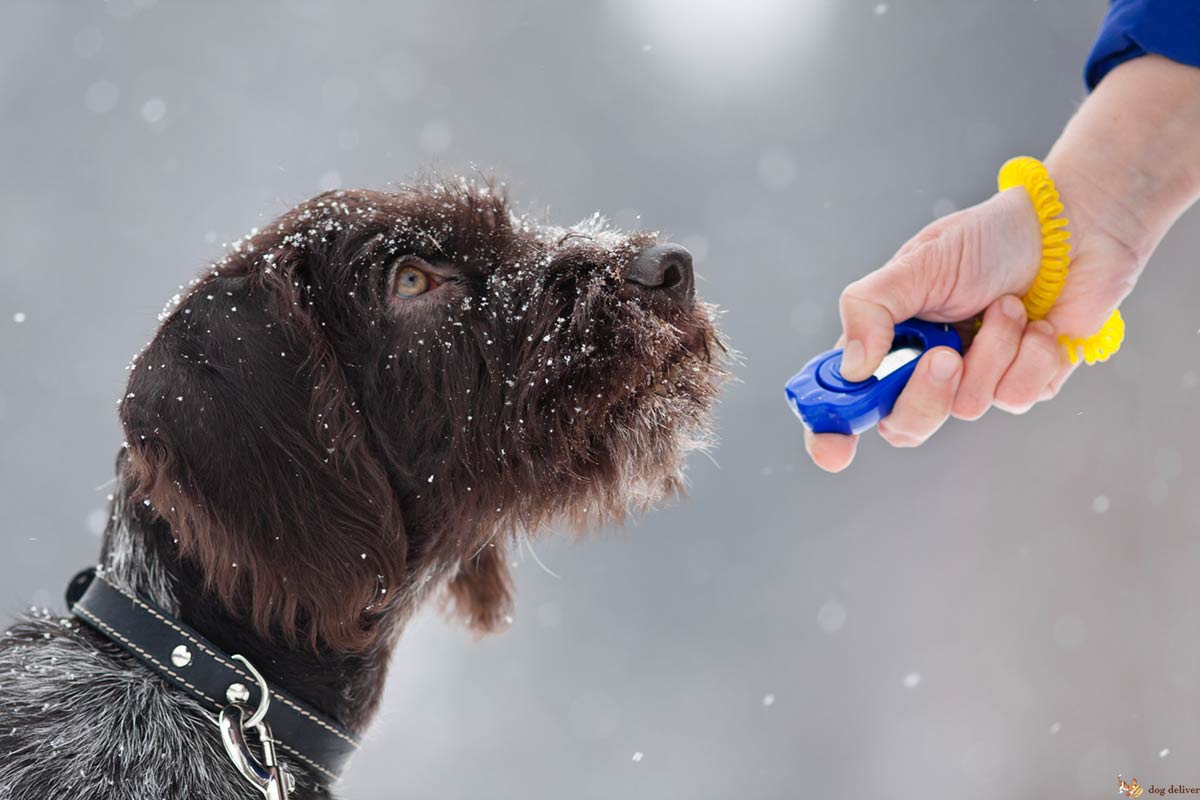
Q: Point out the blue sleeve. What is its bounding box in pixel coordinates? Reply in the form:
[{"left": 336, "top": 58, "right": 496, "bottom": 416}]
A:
[{"left": 1085, "top": 0, "right": 1200, "bottom": 89}]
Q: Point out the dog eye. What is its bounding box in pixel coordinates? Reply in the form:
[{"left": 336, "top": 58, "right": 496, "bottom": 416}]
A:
[{"left": 393, "top": 264, "right": 431, "bottom": 298}]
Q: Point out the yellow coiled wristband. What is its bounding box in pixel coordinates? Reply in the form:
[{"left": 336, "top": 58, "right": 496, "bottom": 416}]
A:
[{"left": 996, "top": 156, "right": 1125, "bottom": 365}]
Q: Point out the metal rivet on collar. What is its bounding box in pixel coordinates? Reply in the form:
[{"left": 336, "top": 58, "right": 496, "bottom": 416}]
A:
[
  {"left": 226, "top": 682, "right": 251, "bottom": 705},
  {"left": 170, "top": 644, "right": 192, "bottom": 667}
]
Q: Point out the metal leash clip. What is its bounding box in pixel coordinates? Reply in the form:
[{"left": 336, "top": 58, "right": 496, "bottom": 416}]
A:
[{"left": 218, "top": 654, "right": 295, "bottom": 800}]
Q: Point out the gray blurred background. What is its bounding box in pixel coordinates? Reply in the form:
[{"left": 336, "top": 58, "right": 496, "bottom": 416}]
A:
[{"left": 3, "top": 1, "right": 1198, "bottom": 797}]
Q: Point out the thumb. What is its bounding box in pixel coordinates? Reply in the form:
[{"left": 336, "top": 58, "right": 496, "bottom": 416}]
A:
[{"left": 838, "top": 238, "right": 944, "bottom": 381}]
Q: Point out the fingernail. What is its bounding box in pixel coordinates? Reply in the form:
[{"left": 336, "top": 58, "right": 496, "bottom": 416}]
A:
[
  {"left": 929, "top": 350, "right": 960, "bottom": 383},
  {"left": 1000, "top": 295, "right": 1025, "bottom": 321},
  {"left": 841, "top": 340, "right": 865, "bottom": 376}
]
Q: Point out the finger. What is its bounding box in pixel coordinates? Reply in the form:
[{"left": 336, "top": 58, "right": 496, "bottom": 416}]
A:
[
  {"left": 1040, "top": 356, "right": 1078, "bottom": 402},
  {"left": 838, "top": 244, "right": 941, "bottom": 381},
  {"left": 952, "top": 294, "right": 1026, "bottom": 421},
  {"left": 804, "top": 429, "right": 859, "bottom": 473},
  {"left": 994, "top": 320, "right": 1062, "bottom": 414},
  {"left": 876, "top": 346, "right": 962, "bottom": 447}
]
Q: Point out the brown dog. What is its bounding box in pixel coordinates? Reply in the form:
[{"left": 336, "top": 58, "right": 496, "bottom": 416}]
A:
[{"left": 0, "top": 181, "right": 724, "bottom": 798}]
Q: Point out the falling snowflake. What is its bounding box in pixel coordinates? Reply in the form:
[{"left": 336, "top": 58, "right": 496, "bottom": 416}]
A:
[
  {"left": 141, "top": 97, "right": 166, "bottom": 123},
  {"left": 12, "top": 312, "right": 26, "bottom": 324},
  {"left": 631, "top": 752, "right": 643, "bottom": 763},
  {"left": 817, "top": 600, "right": 847, "bottom": 633}
]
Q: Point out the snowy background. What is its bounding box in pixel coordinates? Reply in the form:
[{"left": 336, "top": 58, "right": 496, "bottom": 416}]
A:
[{"left": 3, "top": 1, "right": 1200, "bottom": 798}]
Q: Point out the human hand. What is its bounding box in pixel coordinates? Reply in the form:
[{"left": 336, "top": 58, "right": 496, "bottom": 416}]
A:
[
  {"left": 804, "top": 178, "right": 1142, "bottom": 472},
  {"left": 804, "top": 55, "right": 1200, "bottom": 473}
]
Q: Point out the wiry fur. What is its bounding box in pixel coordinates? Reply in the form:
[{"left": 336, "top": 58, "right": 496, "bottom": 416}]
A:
[{"left": 0, "top": 180, "right": 725, "bottom": 798}]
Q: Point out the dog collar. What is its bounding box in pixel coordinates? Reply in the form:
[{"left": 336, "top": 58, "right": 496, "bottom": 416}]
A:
[{"left": 66, "top": 567, "right": 359, "bottom": 785}]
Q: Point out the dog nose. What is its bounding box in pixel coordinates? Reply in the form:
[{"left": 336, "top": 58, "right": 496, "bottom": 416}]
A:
[{"left": 625, "top": 244, "right": 695, "bottom": 305}]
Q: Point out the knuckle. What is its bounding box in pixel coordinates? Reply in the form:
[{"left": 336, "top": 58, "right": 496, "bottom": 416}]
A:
[
  {"left": 985, "top": 312, "right": 1025, "bottom": 349},
  {"left": 879, "top": 417, "right": 926, "bottom": 448},
  {"left": 917, "top": 221, "right": 967, "bottom": 272},
  {"left": 883, "top": 429, "right": 923, "bottom": 448},
  {"left": 993, "top": 390, "right": 1033, "bottom": 415},
  {"left": 889, "top": 392, "right": 953, "bottom": 434},
  {"left": 876, "top": 419, "right": 902, "bottom": 443},
  {"left": 893, "top": 434, "right": 925, "bottom": 448},
  {"left": 996, "top": 403, "right": 1031, "bottom": 416},
  {"left": 912, "top": 408, "right": 944, "bottom": 430},
  {"left": 1025, "top": 324, "right": 1060, "bottom": 360},
  {"left": 838, "top": 283, "right": 869, "bottom": 311},
  {"left": 910, "top": 220, "right": 949, "bottom": 251},
  {"left": 1042, "top": 379, "right": 1061, "bottom": 400},
  {"left": 951, "top": 393, "right": 988, "bottom": 421}
]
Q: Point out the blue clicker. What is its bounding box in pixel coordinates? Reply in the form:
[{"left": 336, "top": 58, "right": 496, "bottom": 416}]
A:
[{"left": 784, "top": 318, "right": 963, "bottom": 435}]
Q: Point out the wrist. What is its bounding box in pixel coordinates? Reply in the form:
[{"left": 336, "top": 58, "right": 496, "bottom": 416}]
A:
[
  {"left": 1045, "top": 55, "right": 1200, "bottom": 267},
  {"left": 1040, "top": 153, "right": 1149, "bottom": 274}
]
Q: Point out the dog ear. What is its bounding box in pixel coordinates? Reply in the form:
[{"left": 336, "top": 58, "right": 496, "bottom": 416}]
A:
[
  {"left": 446, "top": 540, "right": 513, "bottom": 634},
  {"left": 119, "top": 270, "right": 406, "bottom": 650}
]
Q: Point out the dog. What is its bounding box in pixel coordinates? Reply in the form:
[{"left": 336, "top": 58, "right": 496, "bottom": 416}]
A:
[{"left": 0, "top": 180, "right": 725, "bottom": 798}]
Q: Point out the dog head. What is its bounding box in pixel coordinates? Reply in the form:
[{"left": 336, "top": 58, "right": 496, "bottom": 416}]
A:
[{"left": 119, "top": 181, "right": 726, "bottom": 649}]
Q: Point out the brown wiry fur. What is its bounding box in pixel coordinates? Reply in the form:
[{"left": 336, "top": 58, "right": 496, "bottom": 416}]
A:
[
  {"left": 118, "top": 180, "right": 726, "bottom": 657},
  {"left": 0, "top": 180, "right": 726, "bottom": 799}
]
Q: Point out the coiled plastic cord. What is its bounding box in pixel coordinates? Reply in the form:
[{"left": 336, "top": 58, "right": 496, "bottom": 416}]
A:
[{"left": 997, "top": 156, "right": 1125, "bottom": 365}]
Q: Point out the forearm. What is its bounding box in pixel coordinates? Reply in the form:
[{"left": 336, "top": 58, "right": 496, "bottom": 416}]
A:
[{"left": 1045, "top": 54, "right": 1200, "bottom": 265}]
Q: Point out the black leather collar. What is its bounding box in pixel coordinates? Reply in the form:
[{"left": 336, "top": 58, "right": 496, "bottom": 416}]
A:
[{"left": 66, "top": 568, "right": 359, "bottom": 785}]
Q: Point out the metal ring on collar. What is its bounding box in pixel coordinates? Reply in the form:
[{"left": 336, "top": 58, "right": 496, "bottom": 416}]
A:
[{"left": 231, "top": 653, "right": 272, "bottom": 729}]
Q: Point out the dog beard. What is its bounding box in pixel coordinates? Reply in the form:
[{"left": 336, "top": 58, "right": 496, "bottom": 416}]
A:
[
  {"left": 593, "top": 298, "right": 726, "bottom": 509},
  {"left": 475, "top": 234, "right": 728, "bottom": 527}
]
